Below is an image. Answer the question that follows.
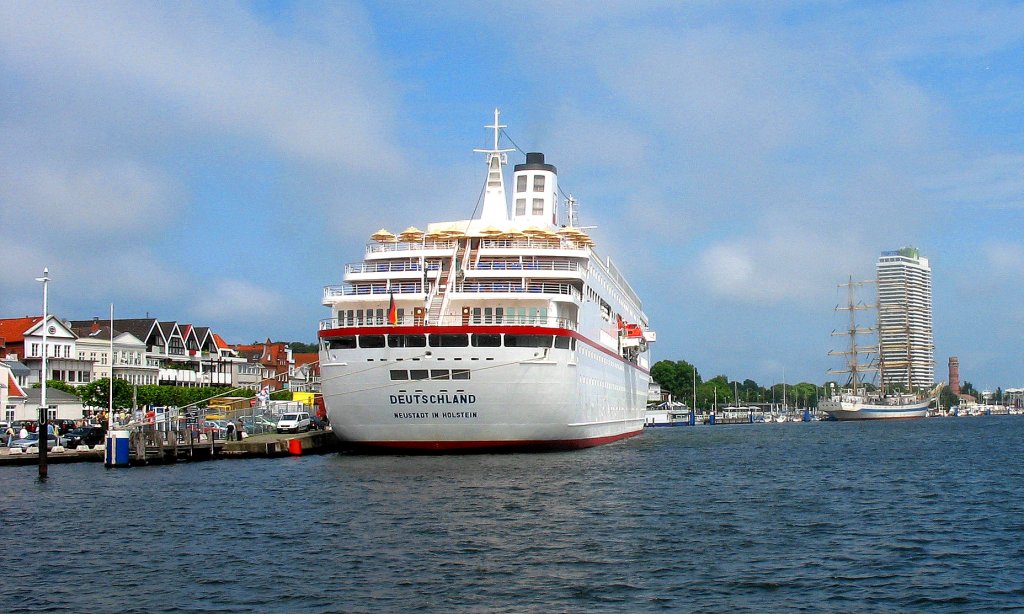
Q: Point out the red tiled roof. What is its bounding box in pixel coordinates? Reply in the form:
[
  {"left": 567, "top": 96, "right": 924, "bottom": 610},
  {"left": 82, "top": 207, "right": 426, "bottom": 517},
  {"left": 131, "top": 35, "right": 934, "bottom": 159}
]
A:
[
  {"left": 7, "top": 373, "right": 26, "bottom": 397},
  {"left": 0, "top": 316, "right": 42, "bottom": 345},
  {"left": 294, "top": 353, "right": 319, "bottom": 366},
  {"left": 212, "top": 333, "right": 230, "bottom": 349}
]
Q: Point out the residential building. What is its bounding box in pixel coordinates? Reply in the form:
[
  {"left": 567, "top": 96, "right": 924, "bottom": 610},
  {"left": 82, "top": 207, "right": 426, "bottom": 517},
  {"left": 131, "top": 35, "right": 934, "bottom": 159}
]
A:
[
  {"left": 876, "top": 247, "right": 934, "bottom": 391},
  {"left": 234, "top": 339, "right": 294, "bottom": 391},
  {"left": 2, "top": 360, "right": 28, "bottom": 424},
  {"left": 69, "top": 321, "right": 159, "bottom": 386},
  {"left": 290, "top": 353, "right": 321, "bottom": 393},
  {"left": 7, "top": 387, "right": 86, "bottom": 423},
  {"left": 70, "top": 318, "right": 241, "bottom": 387},
  {"left": 0, "top": 316, "right": 94, "bottom": 386}
]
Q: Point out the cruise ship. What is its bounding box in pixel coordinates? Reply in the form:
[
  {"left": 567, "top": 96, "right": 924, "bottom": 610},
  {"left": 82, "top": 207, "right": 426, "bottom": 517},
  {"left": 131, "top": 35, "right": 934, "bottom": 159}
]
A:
[{"left": 317, "top": 111, "right": 655, "bottom": 451}]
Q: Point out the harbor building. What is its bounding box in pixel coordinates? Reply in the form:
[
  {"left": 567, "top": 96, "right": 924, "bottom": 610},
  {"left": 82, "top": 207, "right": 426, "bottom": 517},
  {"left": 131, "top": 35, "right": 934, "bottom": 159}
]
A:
[{"left": 876, "top": 247, "right": 934, "bottom": 391}]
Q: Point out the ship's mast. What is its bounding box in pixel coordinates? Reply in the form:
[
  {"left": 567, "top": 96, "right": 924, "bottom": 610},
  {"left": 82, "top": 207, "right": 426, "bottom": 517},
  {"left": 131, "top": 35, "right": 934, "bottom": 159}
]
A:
[
  {"left": 473, "top": 108, "right": 515, "bottom": 223},
  {"left": 829, "top": 276, "right": 877, "bottom": 395}
]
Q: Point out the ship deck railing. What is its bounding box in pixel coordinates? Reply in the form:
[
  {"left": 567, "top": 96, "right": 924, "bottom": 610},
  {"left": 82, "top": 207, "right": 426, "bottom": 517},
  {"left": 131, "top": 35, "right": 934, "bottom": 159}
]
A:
[
  {"left": 346, "top": 261, "right": 443, "bottom": 274},
  {"left": 365, "top": 240, "right": 456, "bottom": 253},
  {"left": 454, "top": 281, "right": 580, "bottom": 298},
  {"left": 324, "top": 282, "right": 424, "bottom": 297},
  {"left": 469, "top": 260, "right": 580, "bottom": 272},
  {"left": 363, "top": 238, "right": 590, "bottom": 253},
  {"left": 324, "top": 281, "right": 580, "bottom": 300},
  {"left": 319, "top": 315, "right": 578, "bottom": 331}
]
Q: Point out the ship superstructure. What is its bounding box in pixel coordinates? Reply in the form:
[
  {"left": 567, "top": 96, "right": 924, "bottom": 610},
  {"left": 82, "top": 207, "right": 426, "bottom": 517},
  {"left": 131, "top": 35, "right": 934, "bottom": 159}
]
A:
[{"left": 317, "top": 110, "right": 655, "bottom": 450}]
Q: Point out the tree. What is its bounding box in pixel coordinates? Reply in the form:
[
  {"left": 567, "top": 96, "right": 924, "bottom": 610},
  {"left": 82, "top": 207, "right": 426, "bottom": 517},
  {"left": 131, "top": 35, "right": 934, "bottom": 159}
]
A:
[
  {"left": 699, "top": 375, "right": 733, "bottom": 409},
  {"left": 650, "top": 360, "right": 701, "bottom": 404},
  {"left": 288, "top": 341, "right": 319, "bottom": 354},
  {"left": 79, "top": 378, "right": 134, "bottom": 410},
  {"left": 32, "top": 379, "right": 81, "bottom": 397}
]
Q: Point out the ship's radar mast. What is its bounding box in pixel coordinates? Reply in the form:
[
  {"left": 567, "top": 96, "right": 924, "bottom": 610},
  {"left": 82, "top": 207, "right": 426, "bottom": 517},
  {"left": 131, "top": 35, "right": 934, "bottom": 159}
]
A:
[{"left": 473, "top": 108, "right": 515, "bottom": 223}]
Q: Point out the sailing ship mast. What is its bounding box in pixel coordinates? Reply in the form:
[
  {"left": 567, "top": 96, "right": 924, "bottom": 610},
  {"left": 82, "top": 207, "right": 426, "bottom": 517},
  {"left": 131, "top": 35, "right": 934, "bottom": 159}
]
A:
[{"left": 828, "top": 276, "right": 877, "bottom": 395}]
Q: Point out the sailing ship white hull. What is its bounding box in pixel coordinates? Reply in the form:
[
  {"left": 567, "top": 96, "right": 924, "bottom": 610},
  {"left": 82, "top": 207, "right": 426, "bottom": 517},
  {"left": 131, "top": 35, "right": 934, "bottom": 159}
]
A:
[
  {"left": 318, "top": 327, "right": 648, "bottom": 451},
  {"left": 819, "top": 399, "right": 930, "bottom": 420}
]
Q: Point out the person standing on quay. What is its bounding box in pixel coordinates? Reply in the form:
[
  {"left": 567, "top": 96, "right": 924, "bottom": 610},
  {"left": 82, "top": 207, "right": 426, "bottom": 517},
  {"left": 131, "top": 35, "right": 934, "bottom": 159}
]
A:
[
  {"left": 226, "top": 420, "right": 235, "bottom": 441},
  {"left": 236, "top": 419, "right": 245, "bottom": 440},
  {"left": 4, "top": 425, "right": 14, "bottom": 446}
]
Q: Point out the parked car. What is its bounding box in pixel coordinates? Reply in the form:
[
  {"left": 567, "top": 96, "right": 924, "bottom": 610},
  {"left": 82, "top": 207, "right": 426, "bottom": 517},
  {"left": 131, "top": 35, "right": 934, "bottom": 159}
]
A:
[
  {"left": 63, "top": 426, "right": 106, "bottom": 448},
  {"left": 308, "top": 415, "right": 328, "bottom": 431},
  {"left": 202, "top": 420, "right": 228, "bottom": 438},
  {"left": 276, "top": 412, "right": 311, "bottom": 434},
  {"left": 8, "top": 432, "right": 61, "bottom": 451},
  {"left": 239, "top": 415, "right": 276, "bottom": 435}
]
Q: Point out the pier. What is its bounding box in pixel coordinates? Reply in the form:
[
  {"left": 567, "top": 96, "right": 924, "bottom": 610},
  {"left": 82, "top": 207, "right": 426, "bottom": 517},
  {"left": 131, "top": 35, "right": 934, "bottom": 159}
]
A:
[{"left": 0, "top": 429, "right": 341, "bottom": 467}]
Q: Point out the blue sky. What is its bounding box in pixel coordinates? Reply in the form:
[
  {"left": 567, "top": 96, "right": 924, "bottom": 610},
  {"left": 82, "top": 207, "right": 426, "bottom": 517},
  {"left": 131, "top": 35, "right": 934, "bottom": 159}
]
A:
[{"left": 2, "top": 1, "right": 1022, "bottom": 389}]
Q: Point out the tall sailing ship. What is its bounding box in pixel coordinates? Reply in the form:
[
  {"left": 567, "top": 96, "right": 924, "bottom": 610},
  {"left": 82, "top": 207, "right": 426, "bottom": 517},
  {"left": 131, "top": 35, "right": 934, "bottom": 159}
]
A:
[
  {"left": 317, "top": 110, "right": 655, "bottom": 451},
  {"left": 819, "top": 276, "right": 937, "bottom": 420}
]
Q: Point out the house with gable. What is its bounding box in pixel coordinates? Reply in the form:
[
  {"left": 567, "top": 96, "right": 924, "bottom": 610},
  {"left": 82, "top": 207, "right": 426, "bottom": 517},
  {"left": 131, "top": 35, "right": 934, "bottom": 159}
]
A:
[
  {"left": 69, "top": 319, "right": 158, "bottom": 386},
  {"left": 233, "top": 339, "right": 294, "bottom": 391},
  {"left": 290, "top": 353, "right": 321, "bottom": 393},
  {"left": 70, "top": 317, "right": 243, "bottom": 388},
  {"left": 2, "top": 360, "right": 28, "bottom": 424},
  {"left": 0, "top": 315, "right": 93, "bottom": 386}
]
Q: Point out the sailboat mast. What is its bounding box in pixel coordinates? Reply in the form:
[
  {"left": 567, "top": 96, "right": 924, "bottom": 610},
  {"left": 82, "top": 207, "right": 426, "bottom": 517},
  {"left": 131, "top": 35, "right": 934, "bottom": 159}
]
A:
[{"left": 846, "top": 275, "right": 860, "bottom": 394}]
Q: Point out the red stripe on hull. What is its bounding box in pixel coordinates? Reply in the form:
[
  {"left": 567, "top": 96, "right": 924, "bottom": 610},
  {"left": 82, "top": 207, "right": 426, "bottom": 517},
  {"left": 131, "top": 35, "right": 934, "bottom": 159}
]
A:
[{"left": 336, "top": 428, "right": 643, "bottom": 454}]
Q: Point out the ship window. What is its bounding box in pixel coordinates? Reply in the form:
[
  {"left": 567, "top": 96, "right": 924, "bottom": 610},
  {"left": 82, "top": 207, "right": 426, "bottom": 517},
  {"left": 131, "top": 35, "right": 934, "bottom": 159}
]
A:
[
  {"left": 328, "top": 337, "right": 357, "bottom": 350},
  {"left": 409, "top": 369, "right": 428, "bottom": 380},
  {"left": 471, "top": 334, "right": 500, "bottom": 347},
  {"left": 430, "top": 370, "right": 449, "bottom": 380},
  {"left": 390, "top": 370, "right": 408, "bottom": 381},
  {"left": 452, "top": 369, "right": 470, "bottom": 380},
  {"left": 533, "top": 175, "right": 545, "bottom": 192},
  {"left": 532, "top": 199, "right": 544, "bottom": 215},
  {"left": 472, "top": 308, "right": 481, "bottom": 324},
  {"left": 483, "top": 307, "right": 493, "bottom": 324},
  {"left": 515, "top": 199, "right": 526, "bottom": 216},
  {"left": 517, "top": 176, "right": 527, "bottom": 192},
  {"left": 504, "top": 335, "right": 552, "bottom": 348},
  {"left": 359, "top": 335, "right": 385, "bottom": 348},
  {"left": 554, "top": 336, "right": 571, "bottom": 350},
  {"left": 495, "top": 307, "right": 503, "bottom": 323},
  {"left": 430, "top": 334, "right": 469, "bottom": 347},
  {"left": 388, "top": 334, "right": 427, "bottom": 348}
]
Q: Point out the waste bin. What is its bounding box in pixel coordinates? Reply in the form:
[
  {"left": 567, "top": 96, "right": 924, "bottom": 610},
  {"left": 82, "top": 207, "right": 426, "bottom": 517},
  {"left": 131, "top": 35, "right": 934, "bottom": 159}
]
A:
[{"left": 105, "top": 430, "right": 130, "bottom": 468}]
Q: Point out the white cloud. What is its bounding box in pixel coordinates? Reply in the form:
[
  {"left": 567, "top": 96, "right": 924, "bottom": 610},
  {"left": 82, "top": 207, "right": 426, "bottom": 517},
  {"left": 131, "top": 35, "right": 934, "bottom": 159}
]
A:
[
  {"left": 2, "top": 158, "right": 177, "bottom": 234},
  {"left": 696, "top": 227, "right": 866, "bottom": 304},
  {"left": 0, "top": 2, "right": 402, "bottom": 172},
  {"left": 190, "top": 279, "right": 287, "bottom": 322}
]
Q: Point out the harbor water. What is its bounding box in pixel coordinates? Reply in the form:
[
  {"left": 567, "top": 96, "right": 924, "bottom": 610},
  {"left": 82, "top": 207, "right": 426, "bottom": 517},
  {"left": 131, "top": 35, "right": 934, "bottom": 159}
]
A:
[{"left": 4, "top": 416, "right": 1023, "bottom": 612}]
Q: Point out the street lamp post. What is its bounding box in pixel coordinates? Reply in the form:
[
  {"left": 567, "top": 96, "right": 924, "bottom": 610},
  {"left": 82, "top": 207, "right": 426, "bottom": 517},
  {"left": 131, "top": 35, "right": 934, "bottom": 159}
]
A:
[{"left": 35, "top": 268, "right": 50, "bottom": 480}]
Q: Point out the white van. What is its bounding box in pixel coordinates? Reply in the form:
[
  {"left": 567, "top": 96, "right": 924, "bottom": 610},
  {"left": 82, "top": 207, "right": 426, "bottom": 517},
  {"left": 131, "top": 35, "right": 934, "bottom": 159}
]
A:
[{"left": 276, "top": 412, "right": 311, "bottom": 434}]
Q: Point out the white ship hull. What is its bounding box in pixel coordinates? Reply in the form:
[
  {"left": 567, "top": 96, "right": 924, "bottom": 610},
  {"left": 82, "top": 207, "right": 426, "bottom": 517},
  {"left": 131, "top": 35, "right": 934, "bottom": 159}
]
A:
[
  {"left": 319, "top": 326, "right": 648, "bottom": 451},
  {"left": 317, "top": 111, "right": 654, "bottom": 452},
  {"left": 819, "top": 399, "right": 930, "bottom": 420}
]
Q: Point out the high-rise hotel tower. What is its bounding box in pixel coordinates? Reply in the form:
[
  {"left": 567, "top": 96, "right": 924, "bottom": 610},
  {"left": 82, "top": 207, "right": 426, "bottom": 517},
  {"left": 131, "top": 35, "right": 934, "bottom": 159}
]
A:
[{"left": 876, "top": 247, "right": 934, "bottom": 391}]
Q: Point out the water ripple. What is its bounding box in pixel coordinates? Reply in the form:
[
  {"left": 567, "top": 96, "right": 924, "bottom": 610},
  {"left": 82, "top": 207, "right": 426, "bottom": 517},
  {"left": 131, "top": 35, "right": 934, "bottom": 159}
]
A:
[{"left": 3, "top": 417, "right": 1024, "bottom": 611}]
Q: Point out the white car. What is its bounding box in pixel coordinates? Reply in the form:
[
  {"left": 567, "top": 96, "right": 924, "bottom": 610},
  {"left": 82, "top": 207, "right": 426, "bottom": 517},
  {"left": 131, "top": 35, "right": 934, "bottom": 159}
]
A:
[{"left": 276, "top": 412, "right": 311, "bottom": 434}]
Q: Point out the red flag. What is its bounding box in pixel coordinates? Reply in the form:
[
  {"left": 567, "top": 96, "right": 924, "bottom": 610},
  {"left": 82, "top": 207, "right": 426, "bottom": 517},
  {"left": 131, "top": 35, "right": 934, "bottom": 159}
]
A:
[{"left": 387, "top": 292, "right": 398, "bottom": 325}]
